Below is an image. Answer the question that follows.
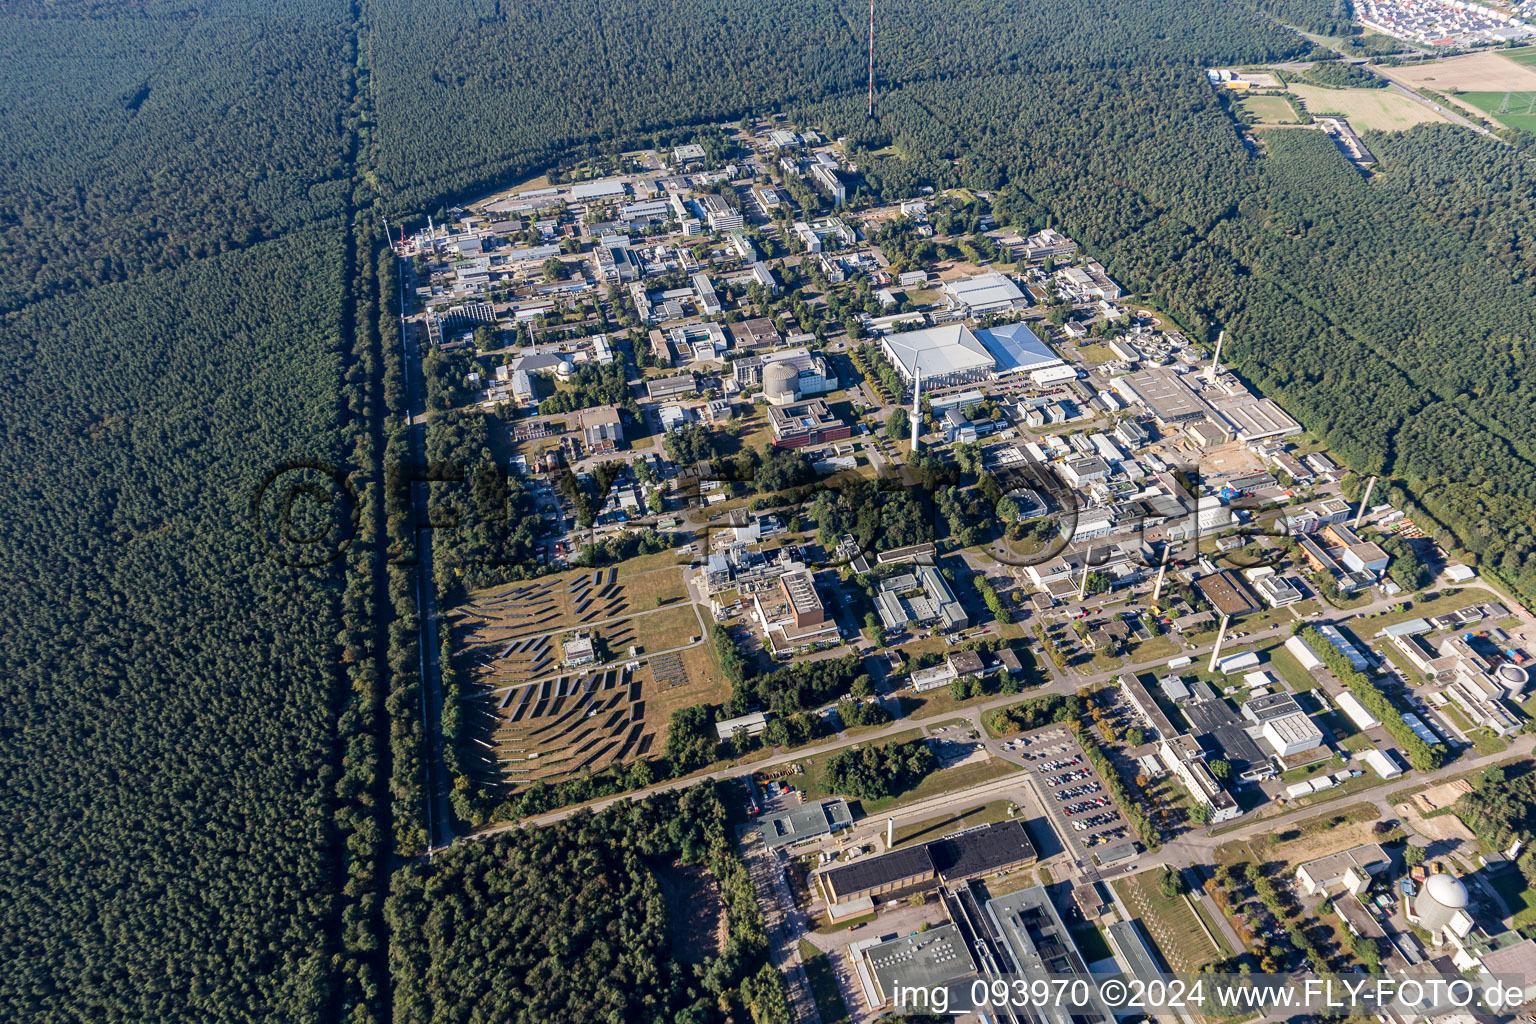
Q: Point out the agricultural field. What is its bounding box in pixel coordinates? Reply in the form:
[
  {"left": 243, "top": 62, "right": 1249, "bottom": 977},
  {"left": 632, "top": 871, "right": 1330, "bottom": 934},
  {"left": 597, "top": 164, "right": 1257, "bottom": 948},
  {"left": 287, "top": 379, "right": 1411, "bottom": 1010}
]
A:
[
  {"left": 1238, "top": 93, "right": 1299, "bottom": 124},
  {"left": 1289, "top": 85, "right": 1448, "bottom": 130},
  {"left": 1456, "top": 91, "right": 1536, "bottom": 133},
  {"left": 1392, "top": 49, "right": 1536, "bottom": 92},
  {"left": 1503, "top": 46, "right": 1536, "bottom": 68}
]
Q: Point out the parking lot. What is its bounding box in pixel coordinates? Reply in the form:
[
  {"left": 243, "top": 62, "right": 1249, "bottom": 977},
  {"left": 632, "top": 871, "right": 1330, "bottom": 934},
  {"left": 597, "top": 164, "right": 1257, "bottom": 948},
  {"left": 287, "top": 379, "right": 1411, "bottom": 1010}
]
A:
[{"left": 1001, "top": 727, "right": 1129, "bottom": 856}]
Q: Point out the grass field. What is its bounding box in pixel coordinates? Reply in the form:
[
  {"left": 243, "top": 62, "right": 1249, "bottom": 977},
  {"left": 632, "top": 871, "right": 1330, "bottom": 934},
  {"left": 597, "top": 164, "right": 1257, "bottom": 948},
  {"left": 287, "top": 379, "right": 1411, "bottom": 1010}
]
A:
[
  {"left": 891, "top": 799, "right": 1016, "bottom": 848},
  {"left": 1457, "top": 91, "right": 1536, "bottom": 133},
  {"left": 1488, "top": 870, "right": 1536, "bottom": 929},
  {"left": 798, "top": 941, "right": 851, "bottom": 1024},
  {"left": 1113, "top": 872, "right": 1228, "bottom": 971},
  {"left": 1289, "top": 84, "right": 1448, "bottom": 130},
  {"left": 1266, "top": 642, "right": 1316, "bottom": 693},
  {"left": 901, "top": 686, "right": 986, "bottom": 721},
  {"left": 1239, "top": 94, "right": 1299, "bottom": 124},
  {"left": 1504, "top": 46, "right": 1536, "bottom": 69},
  {"left": 1073, "top": 342, "right": 1118, "bottom": 364}
]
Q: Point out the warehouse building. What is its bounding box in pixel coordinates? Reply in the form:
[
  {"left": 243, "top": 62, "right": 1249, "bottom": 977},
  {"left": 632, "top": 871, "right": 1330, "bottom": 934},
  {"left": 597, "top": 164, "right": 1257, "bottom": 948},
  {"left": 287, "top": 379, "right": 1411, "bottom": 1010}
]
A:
[
  {"left": 880, "top": 324, "right": 997, "bottom": 388},
  {"left": 1261, "top": 712, "right": 1325, "bottom": 756},
  {"left": 1112, "top": 368, "right": 1211, "bottom": 426},
  {"left": 645, "top": 374, "right": 697, "bottom": 401},
  {"left": 819, "top": 821, "right": 1037, "bottom": 906},
  {"left": 974, "top": 321, "right": 1063, "bottom": 375},
  {"left": 1335, "top": 691, "right": 1382, "bottom": 731},
  {"left": 1212, "top": 397, "right": 1303, "bottom": 442},
  {"left": 943, "top": 271, "right": 1029, "bottom": 316}
]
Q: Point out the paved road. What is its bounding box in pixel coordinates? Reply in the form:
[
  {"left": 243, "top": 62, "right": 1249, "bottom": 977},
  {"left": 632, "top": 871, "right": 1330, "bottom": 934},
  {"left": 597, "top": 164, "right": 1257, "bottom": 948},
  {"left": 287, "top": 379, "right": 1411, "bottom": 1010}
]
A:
[
  {"left": 496, "top": 619, "right": 1305, "bottom": 832},
  {"left": 1365, "top": 64, "right": 1501, "bottom": 141},
  {"left": 743, "top": 828, "right": 823, "bottom": 1024},
  {"left": 470, "top": 572, "right": 1512, "bottom": 838},
  {"left": 398, "top": 260, "right": 454, "bottom": 852}
]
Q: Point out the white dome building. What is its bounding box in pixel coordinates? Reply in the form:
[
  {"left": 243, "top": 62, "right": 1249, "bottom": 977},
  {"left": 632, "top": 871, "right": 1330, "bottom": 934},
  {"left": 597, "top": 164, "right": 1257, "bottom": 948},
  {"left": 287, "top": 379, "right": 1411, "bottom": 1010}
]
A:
[
  {"left": 1414, "top": 873, "right": 1472, "bottom": 942},
  {"left": 763, "top": 361, "right": 800, "bottom": 406},
  {"left": 555, "top": 359, "right": 575, "bottom": 382}
]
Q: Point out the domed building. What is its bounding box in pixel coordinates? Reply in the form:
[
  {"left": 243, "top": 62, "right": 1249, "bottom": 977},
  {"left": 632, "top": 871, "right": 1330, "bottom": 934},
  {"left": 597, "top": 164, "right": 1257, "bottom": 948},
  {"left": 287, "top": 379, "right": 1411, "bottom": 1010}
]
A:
[
  {"left": 763, "top": 360, "right": 801, "bottom": 406},
  {"left": 555, "top": 359, "right": 576, "bottom": 382},
  {"left": 1411, "top": 872, "right": 1473, "bottom": 943}
]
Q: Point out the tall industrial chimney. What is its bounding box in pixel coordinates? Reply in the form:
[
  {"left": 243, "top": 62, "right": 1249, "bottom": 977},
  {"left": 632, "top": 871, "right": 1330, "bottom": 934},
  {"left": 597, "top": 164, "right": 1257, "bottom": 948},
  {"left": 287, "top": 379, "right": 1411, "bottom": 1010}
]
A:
[
  {"left": 886, "top": 818, "right": 894, "bottom": 849},
  {"left": 909, "top": 364, "right": 921, "bottom": 453},
  {"left": 1151, "top": 547, "right": 1170, "bottom": 603},
  {"left": 1207, "top": 614, "right": 1232, "bottom": 673},
  {"left": 1353, "top": 476, "right": 1378, "bottom": 528},
  {"left": 1207, "top": 330, "right": 1225, "bottom": 385}
]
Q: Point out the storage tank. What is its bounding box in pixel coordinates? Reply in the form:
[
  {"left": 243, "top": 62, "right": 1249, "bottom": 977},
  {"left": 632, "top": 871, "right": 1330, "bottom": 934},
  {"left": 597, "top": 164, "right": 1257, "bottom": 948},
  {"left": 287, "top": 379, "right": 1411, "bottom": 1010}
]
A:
[
  {"left": 1496, "top": 662, "right": 1529, "bottom": 696},
  {"left": 1414, "top": 873, "right": 1469, "bottom": 941},
  {"left": 763, "top": 361, "right": 800, "bottom": 405}
]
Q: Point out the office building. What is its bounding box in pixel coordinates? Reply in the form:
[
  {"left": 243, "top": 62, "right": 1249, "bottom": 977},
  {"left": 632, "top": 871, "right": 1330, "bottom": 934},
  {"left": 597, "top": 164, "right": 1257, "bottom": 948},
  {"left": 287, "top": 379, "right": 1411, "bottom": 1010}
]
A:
[{"left": 766, "top": 399, "right": 851, "bottom": 449}]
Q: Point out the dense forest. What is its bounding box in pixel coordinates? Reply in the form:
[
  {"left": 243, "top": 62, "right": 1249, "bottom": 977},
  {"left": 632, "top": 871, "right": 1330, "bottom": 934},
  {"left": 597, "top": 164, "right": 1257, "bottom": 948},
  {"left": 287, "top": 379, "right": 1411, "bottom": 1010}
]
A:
[
  {"left": 362, "top": 0, "right": 1307, "bottom": 215},
  {"left": 387, "top": 784, "right": 790, "bottom": 1024},
  {"left": 0, "top": 231, "right": 361, "bottom": 1022},
  {"left": 1457, "top": 765, "right": 1536, "bottom": 890},
  {"left": 0, "top": 0, "right": 381, "bottom": 1019},
  {"left": 0, "top": 0, "right": 353, "bottom": 308}
]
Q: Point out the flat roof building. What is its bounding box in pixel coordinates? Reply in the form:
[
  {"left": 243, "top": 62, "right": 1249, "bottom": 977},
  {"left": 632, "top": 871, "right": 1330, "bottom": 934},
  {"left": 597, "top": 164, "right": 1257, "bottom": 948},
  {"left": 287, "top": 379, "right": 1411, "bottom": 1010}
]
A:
[
  {"left": 645, "top": 374, "right": 697, "bottom": 401},
  {"left": 1262, "top": 711, "right": 1325, "bottom": 756},
  {"left": 766, "top": 399, "right": 851, "bottom": 449},
  {"left": 986, "top": 887, "right": 1116, "bottom": 1024},
  {"left": 715, "top": 711, "right": 769, "bottom": 741},
  {"left": 580, "top": 406, "right": 624, "bottom": 453},
  {"left": 820, "top": 845, "right": 935, "bottom": 905},
  {"left": 874, "top": 566, "right": 969, "bottom": 632},
  {"left": 1296, "top": 843, "right": 1390, "bottom": 896},
  {"left": 1113, "top": 368, "right": 1211, "bottom": 425},
  {"left": 1213, "top": 397, "right": 1303, "bottom": 442},
  {"left": 880, "top": 324, "right": 997, "bottom": 388},
  {"left": 927, "top": 821, "right": 1037, "bottom": 882},
  {"left": 759, "top": 798, "right": 853, "bottom": 850},
  {"left": 570, "top": 179, "right": 628, "bottom": 202},
  {"left": 1195, "top": 571, "right": 1260, "bottom": 617},
  {"left": 860, "top": 925, "right": 976, "bottom": 1008},
  {"left": 943, "top": 271, "right": 1028, "bottom": 316}
]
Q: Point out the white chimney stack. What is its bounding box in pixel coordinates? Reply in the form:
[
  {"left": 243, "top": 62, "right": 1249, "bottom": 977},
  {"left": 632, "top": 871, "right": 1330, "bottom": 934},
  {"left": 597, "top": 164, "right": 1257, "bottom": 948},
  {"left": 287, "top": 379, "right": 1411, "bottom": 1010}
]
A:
[
  {"left": 909, "top": 364, "right": 921, "bottom": 453},
  {"left": 1207, "top": 614, "right": 1232, "bottom": 674},
  {"left": 1207, "top": 330, "right": 1225, "bottom": 385}
]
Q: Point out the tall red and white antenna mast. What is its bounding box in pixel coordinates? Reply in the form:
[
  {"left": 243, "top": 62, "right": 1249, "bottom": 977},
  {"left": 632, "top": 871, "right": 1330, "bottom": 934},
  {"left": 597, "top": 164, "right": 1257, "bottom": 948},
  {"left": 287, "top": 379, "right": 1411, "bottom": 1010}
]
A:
[{"left": 867, "top": 0, "right": 875, "bottom": 117}]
